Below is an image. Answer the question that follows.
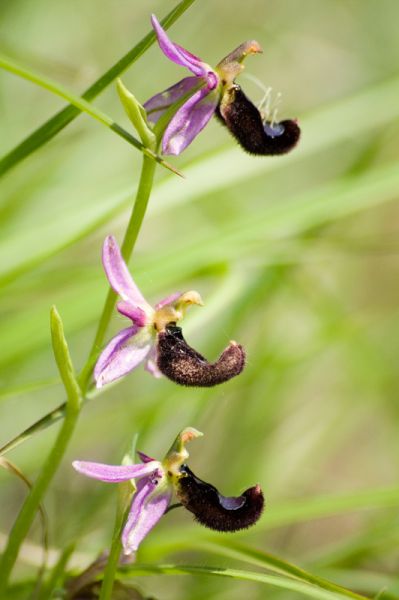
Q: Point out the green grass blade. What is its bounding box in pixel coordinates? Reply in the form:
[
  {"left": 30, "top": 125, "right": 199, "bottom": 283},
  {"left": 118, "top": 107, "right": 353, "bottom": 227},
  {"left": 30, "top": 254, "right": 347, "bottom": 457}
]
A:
[
  {"left": 1, "top": 157, "right": 398, "bottom": 455},
  {"left": 2, "top": 74, "right": 399, "bottom": 288},
  {"left": 120, "top": 564, "right": 370, "bottom": 600},
  {"left": 0, "top": 54, "right": 178, "bottom": 175},
  {"left": 194, "top": 540, "right": 366, "bottom": 600},
  {"left": 0, "top": 0, "right": 196, "bottom": 177}
]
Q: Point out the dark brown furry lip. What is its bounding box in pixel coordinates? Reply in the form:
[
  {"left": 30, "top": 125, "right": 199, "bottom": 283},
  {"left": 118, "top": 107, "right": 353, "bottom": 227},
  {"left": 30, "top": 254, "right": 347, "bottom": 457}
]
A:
[
  {"left": 216, "top": 84, "right": 300, "bottom": 155},
  {"left": 176, "top": 464, "right": 264, "bottom": 532},
  {"left": 156, "top": 325, "right": 245, "bottom": 387}
]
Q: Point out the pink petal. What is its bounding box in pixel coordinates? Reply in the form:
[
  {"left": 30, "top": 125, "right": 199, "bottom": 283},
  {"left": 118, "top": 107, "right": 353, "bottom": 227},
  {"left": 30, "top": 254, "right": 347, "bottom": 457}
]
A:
[
  {"left": 122, "top": 477, "right": 172, "bottom": 554},
  {"left": 102, "top": 236, "right": 151, "bottom": 311},
  {"left": 144, "top": 77, "right": 199, "bottom": 125},
  {"left": 94, "top": 327, "right": 152, "bottom": 388},
  {"left": 162, "top": 87, "right": 219, "bottom": 155},
  {"left": 151, "top": 14, "right": 205, "bottom": 77},
  {"left": 117, "top": 301, "right": 147, "bottom": 327},
  {"left": 94, "top": 326, "right": 136, "bottom": 380},
  {"left": 72, "top": 460, "right": 160, "bottom": 482}
]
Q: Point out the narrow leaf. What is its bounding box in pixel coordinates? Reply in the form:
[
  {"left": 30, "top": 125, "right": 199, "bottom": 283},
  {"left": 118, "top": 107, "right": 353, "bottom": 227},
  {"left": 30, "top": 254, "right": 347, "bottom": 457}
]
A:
[
  {"left": 0, "top": 55, "right": 178, "bottom": 175},
  {"left": 120, "top": 564, "right": 370, "bottom": 600},
  {"left": 0, "top": 0, "right": 196, "bottom": 177}
]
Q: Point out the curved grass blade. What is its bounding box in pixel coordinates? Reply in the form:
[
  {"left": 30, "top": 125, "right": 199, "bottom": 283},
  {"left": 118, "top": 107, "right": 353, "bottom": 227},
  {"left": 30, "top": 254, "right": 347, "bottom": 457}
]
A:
[
  {"left": 0, "top": 0, "right": 196, "bottom": 177},
  {"left": 192, "top": 540, "right": 366, "bottom": 600},
  {"left": 0, "top": 55, "right": 180, "bottom": 176},
  {"left": 120, "top": 564, "right": 370, "bottom": 600}
]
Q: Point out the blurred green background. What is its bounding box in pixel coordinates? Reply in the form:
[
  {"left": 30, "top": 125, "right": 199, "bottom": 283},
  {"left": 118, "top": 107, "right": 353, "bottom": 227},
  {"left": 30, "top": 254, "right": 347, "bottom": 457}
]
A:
[{"left": 1, "top": 0, "right": 399, "bottom": 597}]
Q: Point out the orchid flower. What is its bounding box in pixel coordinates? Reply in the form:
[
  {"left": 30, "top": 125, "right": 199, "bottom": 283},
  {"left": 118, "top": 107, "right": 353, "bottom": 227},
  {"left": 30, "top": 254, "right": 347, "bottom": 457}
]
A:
[
  {"left": 72, "top": 428, "right": 264, "bottom": 554},
  {"left": 94, "top": 235, "right": 203, "bottom": 387},
  {"left": 94, "top": 235, "right": 245, "bottom": 388},
  {"left": 144, "top": 15, "right": 300, "bottom": 156}
]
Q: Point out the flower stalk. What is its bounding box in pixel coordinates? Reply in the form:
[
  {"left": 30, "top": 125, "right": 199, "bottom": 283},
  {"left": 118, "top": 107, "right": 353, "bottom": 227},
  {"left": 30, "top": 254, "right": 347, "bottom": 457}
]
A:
[{"left": 99, "top": 436, "right": 139, "bottom": 600}]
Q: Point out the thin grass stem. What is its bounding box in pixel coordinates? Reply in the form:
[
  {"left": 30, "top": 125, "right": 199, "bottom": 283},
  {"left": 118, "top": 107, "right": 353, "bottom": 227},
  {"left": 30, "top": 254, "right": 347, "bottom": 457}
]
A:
[
  {"left": 0, "top": 0, "right": 196, "bottom": 177},
  {"left": 0, "top": 55, "right": 179, "bottom": 175}
]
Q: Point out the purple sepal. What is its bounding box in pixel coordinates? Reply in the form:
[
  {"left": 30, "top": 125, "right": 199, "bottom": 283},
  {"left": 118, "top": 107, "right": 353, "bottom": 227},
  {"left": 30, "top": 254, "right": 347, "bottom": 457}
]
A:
[
  {"left": 163, "top": 87, "right": 219, "bottom": 155},
  {"left": 144, "top": 77, "right": 199, "bottom": 125},
  {"left": 94, "top": 327, "right": 152, "bottom": 388},
  {"left": 117, "top": 301, "right": 147, "bottom": 326},
  {"left": 151, "top": 15, "right": 206, "bottom": 78},
  {"left": 122, "top": 477, "right": 172, "bottom": 554},
  {"left": 72, "top": 460, "right": 160, "bottom": 482},
  {"left": 102, "top": 236, "right": 151, "bottom": 311}
]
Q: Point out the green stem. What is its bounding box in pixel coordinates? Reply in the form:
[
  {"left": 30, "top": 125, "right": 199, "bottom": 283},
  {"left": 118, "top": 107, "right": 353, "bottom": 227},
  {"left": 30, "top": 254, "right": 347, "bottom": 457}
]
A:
[
  {"left": 79, "top": 155, "right": 156, "bottom": 392},
  {"left": 0, "top": 308, "right": 82, "bottom": 594},
  {"left": 99, "top": 435, "right": 138, "bottom": 600},
  {"left": 99, "top": 524, "right": 124, "bottom": 600}
]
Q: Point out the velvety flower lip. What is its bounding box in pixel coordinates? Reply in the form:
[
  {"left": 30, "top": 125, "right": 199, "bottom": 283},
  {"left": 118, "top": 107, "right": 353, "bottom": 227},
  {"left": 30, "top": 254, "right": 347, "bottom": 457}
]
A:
[
  {"left": 156, "top": 324, "right": 246, "bottom": 387},
  {"left": 94, "top": 235, "right": 203, "bottom": 388},
  {"left": 176, "top": 465, "right": 265, "bottom": 532},
  {"left": 73, "top": 428, "right": 264, "bottom": 553},
  {"left": 216, "top": 84, "right": 301, "bottom": 155}
]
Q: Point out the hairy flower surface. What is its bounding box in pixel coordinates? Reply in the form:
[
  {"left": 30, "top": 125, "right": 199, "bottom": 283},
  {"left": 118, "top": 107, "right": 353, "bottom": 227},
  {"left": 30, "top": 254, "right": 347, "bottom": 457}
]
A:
[
  {"left": 73, "top": 428, "right": 264, "bottom": 554},
  {"left": 157, "top": 325, "right": 245, "bottom": 387},
  {"left": 145, "top": 15, "right": 300, "bottom": 155},
  {"left": 95, "top": 236, "right": 245, "bottom": 388}
]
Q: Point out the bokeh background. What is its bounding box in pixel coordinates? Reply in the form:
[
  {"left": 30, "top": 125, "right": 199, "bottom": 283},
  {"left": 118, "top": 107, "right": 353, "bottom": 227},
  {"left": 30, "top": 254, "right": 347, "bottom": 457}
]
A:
[{"left": 1, "top": 0, "right": 399, "bottom": 597}]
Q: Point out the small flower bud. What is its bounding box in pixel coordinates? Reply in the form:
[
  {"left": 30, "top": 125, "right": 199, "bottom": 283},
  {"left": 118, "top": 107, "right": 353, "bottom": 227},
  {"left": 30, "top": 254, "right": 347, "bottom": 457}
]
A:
[
  {"left": 217, "top": 84, "right": 300, "bottom": 155},
  {"left": 156, "top": 325, "right": 245, "bottom": 387},
  {"left": 176, "top": 465, "right": 265, "bottom": 532},
  {"left": 117, "top": 78, "right": 156, "bottom": 150}
]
